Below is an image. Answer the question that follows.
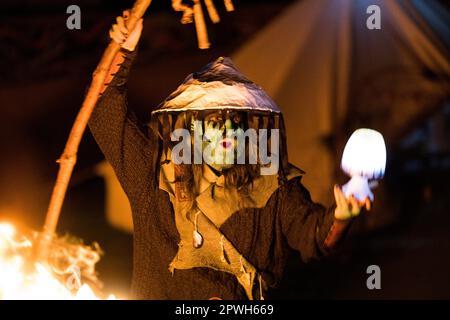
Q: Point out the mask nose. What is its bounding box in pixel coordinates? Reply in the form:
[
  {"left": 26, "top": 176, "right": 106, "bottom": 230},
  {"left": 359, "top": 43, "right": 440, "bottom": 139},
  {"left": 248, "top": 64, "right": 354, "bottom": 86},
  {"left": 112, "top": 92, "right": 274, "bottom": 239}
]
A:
[{"left": 224, "top": 119, "right": 233, "bottom": 130}]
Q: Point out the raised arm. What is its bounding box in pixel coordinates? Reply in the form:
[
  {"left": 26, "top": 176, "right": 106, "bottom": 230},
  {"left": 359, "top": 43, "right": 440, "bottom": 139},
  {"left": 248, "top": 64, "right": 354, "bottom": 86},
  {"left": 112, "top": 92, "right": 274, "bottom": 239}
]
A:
[{"left": 88, "top": 12, "right": 155, "bottom": 204}]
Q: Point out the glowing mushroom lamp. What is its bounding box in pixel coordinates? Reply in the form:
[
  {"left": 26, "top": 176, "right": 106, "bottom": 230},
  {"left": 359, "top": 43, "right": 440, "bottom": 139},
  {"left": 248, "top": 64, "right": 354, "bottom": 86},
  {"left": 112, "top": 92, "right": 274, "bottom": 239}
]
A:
[{"left": 340, "top": 128, "right": 386, "bottom": 202}]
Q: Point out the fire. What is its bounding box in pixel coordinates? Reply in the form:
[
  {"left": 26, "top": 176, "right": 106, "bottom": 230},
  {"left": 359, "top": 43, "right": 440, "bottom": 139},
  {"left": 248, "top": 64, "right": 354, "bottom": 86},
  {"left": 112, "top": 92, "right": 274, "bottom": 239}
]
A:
[{"left": 0, "top": 222, "right": 117, "bottom": 300}]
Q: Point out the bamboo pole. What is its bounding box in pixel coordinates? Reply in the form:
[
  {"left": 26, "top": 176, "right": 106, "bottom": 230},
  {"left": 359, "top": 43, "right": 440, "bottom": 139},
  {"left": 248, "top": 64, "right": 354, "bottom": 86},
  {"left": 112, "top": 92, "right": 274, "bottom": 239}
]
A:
[
  {"left": 172, "top": 0, "right": 194, "bottom": 24},
  {"left": 224, "top": 0, "right": 234, "bottom": 12},
  {"left": 193, "top": 0, "right": 210, "bottom": 49},
  {"left": 35, "top": 0, "right": 153, "bottom": 261},
  {"left": 205, "top": 0, "right": 220, "bottom": 23}
]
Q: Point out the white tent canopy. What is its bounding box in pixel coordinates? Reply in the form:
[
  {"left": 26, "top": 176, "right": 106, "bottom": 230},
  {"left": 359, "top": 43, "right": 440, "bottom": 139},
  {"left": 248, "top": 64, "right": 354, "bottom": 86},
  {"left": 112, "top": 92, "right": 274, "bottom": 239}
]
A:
[{"left": 232, "top": 0, "right": 450, "bottom": 203}]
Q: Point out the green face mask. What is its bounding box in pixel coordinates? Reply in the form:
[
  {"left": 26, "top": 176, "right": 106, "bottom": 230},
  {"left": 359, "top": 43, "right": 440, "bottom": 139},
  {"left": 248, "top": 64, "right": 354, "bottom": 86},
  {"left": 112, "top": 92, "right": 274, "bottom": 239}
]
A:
[{"left": 193, "top": 112, "right": 244, "bottom": 173}]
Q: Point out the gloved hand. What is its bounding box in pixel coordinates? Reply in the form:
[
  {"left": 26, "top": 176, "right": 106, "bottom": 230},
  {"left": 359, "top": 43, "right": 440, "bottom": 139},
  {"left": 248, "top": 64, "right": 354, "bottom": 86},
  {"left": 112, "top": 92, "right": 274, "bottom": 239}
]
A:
[
  {"left": 109, "top": 10, "right": 143, "bottom": 52},
  {"left": 333, "top": 184, "right": 371, "bottom": 220}
]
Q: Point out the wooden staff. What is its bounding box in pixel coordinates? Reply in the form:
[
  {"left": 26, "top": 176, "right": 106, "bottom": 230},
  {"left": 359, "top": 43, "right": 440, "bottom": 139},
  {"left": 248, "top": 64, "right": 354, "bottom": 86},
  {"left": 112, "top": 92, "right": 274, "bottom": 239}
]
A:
[{"left": 35, "top": 0, "right": 153, "bottom": 261}]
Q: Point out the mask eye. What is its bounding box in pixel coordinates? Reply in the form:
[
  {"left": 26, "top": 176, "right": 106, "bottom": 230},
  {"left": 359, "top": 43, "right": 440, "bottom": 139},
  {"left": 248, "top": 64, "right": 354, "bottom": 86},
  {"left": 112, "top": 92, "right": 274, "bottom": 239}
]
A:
[
  {"left": 206, "top": 115, "right": 224, "bottom": 128},
  {"left": 205, "top": 120, "right": 219, "bottom": 130}
]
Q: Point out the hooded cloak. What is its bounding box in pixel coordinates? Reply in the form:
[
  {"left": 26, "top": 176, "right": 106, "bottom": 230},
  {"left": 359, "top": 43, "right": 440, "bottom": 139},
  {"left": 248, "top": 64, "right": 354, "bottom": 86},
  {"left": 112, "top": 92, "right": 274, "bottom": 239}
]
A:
[{"left": 88, "top": 49, "right": 344, "bottom": 300}]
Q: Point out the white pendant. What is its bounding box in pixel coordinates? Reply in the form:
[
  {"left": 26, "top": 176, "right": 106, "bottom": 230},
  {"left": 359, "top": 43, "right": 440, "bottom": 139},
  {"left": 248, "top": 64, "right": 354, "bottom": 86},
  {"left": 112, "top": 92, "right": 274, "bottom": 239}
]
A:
[{"left": 193, "top": 230, "right": 203, "bottom": 248}]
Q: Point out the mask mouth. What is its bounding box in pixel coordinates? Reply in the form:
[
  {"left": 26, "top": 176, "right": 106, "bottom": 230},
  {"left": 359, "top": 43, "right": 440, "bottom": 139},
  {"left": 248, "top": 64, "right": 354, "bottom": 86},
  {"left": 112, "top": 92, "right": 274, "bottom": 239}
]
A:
[{"left": 219, "top": 138, "right": 233, "bottom": 150}]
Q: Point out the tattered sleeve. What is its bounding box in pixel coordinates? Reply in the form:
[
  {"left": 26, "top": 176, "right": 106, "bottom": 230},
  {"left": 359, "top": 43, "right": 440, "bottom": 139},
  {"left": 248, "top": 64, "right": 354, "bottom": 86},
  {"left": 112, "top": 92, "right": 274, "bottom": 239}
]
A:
[
  {"left": 88, "top": 48, "right": 155, "bottom": 204},
  {"left": 279, "top": 177, "right": 345, "bottom": 262}
]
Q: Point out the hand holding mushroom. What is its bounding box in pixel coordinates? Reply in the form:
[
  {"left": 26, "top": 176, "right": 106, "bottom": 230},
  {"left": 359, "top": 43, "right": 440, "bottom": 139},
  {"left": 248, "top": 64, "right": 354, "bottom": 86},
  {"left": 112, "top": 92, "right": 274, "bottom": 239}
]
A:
[{"left": 333, "top": 129, "right": 386, "bottom": 220}]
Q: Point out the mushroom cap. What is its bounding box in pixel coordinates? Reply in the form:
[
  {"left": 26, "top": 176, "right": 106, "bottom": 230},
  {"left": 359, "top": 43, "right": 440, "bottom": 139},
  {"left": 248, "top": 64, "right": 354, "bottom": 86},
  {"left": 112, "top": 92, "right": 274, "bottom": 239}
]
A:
[{"left": 341, "top": 128, "right": 386, "bottom": 179}]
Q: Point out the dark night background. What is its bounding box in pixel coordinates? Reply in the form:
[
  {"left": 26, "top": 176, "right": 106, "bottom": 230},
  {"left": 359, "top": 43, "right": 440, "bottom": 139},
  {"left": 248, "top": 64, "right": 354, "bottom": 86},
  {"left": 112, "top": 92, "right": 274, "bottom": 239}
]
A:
[{"left": 0, "top": 0, "right": 449, "bottom": 299}]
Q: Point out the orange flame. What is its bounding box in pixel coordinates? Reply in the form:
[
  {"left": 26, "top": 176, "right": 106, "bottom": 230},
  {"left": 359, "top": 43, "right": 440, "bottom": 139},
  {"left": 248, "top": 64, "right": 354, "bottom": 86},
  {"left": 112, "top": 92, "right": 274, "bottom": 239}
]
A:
[{"left": 0, "top": 222, "right": 117, "bottom": 300}]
